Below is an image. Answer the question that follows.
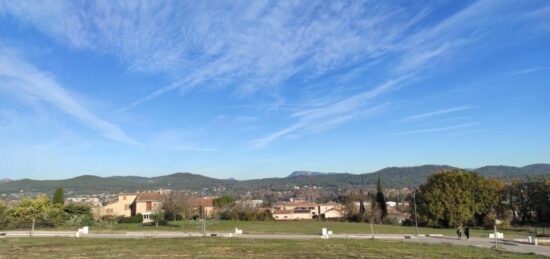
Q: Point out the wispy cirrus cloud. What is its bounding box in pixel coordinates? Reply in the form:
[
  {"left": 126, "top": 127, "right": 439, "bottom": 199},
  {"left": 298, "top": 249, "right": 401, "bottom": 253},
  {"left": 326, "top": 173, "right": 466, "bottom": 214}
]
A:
[
  {"left": 390, "top": 123, "right": 478, "bottom": 136},
  {"left": 0, "top": 48, "right": 139, "bottom": 145},
  {"left": 250, "top": 0, "right": 505, "bottom": 147},
  {"left": 0, "top": 1, "right": 431, "bottom": 106},
  {"left": 250, "top": 79, "right": 400, "bottom": 148},
  {"left": 1, "top": 0, "right": 547, "bottom": 149},
  {"left": 403, "top": 106, "right": 476, "bottom": 122},
  {"left": 252, "top": 0, "right": 540, "bottom": 147},
  {"left": 508, "top": 66, "right": 549, "bottom": 76}
]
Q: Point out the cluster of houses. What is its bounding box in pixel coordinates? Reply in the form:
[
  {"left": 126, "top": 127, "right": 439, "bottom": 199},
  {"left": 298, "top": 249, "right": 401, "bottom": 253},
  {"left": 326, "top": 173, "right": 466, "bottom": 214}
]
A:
[
  {"left": 92, "top": 192, "right": 216, "bottom": 223},
  {"left": 76, "top": 192, "right": 407, "bottom": 223},
  {"left": 271, "top": 198, "right": 345, "bottom": 220}
]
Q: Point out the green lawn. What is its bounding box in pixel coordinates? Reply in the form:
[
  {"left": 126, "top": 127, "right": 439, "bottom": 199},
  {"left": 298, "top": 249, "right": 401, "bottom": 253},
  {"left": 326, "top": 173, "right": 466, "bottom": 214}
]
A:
[
  {"left": 20, "top": 220, "right": 533, "bottom": 238},
  {"left": 0, "top": 237, "right": 541, "bottom": 258}
]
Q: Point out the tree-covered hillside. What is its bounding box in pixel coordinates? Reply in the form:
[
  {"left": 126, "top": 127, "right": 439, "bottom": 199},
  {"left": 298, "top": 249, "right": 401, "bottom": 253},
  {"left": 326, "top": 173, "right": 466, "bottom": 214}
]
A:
[{"left": 0, "top": 164, "right": 549, "bottom": 195}]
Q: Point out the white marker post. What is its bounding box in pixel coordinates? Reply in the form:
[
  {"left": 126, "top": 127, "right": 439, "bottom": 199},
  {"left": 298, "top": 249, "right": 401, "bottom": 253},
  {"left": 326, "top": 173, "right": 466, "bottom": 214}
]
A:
[{"left": 494, "top": 219, "right": 502, "bottom": 248}]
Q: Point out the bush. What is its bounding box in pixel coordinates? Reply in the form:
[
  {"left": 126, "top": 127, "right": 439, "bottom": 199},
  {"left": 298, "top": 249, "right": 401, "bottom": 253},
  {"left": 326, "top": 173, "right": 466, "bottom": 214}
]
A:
[
  {"left": 346, "top": 212, "right": 365, "bottom": 223},
  {"left": 63, "top": 204, "right": 94, "bottom": 226},
  {"left": 381, "top": 216, "right": 399, "bottom": 225},
  {"left": 66, "top": 214, "right": 95, "bottom": 226},
  {"left": 163, "top": 211, "right": 184, "bottom": 221},
  {"left": 38, "top": 207, "right": 66, "bottom": 227},
  {"left": 220, "top": 207, "right": 273, "bottom": 221},
  {"left": 100, "top": 215, "right": 119, "bottom": 224},
  {"left": 141, "top": 219, "right": 168, "bottom": 226},
  {"left": 118, "top": 214, "right": 143, "bottom": 223},
  {"left": 0, "top": 200, "right": 8, "bottom": 229}
]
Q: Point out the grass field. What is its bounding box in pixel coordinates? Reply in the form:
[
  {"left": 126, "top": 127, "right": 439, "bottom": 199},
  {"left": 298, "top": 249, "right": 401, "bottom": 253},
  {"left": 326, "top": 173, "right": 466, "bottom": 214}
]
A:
[
  {"left": 31, "top": 220, "right": 532, "bottom": 238},
  {"left": 0, "top": 237, "right": 541, "bottom": 258}
]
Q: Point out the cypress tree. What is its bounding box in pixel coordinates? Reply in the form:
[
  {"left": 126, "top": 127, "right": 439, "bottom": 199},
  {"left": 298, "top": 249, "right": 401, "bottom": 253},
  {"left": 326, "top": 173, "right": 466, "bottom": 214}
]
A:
[
  {"left": 53, "top": 187, "right": 64, "bottom": 205},
  {"left": 376, "top": 177, "right": 388, "bottom": 219},
  {"left": 359, "top": 189, "right": 366, "bottom": 215}
]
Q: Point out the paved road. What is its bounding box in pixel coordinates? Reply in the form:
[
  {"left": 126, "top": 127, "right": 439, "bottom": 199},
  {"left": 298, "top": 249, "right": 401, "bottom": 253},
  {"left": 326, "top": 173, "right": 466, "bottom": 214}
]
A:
[{"left": 2, "top": 231, "right": 549, "bottom": 257}]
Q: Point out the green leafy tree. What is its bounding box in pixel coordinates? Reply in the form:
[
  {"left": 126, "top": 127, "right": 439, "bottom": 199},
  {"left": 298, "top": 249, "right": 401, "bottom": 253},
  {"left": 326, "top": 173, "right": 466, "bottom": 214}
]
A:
[
  {"left": 10, "top": 196, "right": 51, "bottom": 235},
  {"left": 63, "top": 204, "right": 93, "bottom": 226},
  {"left": 53, "top": 187, "right": 64, "bottom": 205},
  {"left": 376, "top": 177, "right": 388, "bottom": 219},
  {"left": 416, "top": 170, "right": 499, "bottom": 228},
  {"left": 213, "top": 195, "right": 236, "bottom": 208},
  {"left": 0, "top": 199, "right": 8, "bottom": 229},
  {"left": 507, "top": 178, "right": 550, "bottom": 225},
  {"left": 151, "top": 211, "right": 165, "bottom": 227}
]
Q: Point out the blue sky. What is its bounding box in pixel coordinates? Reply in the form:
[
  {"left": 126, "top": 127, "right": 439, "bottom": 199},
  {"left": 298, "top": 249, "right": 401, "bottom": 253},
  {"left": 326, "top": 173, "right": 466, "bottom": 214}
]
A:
[{"left": 0, "top": 1, "right": 549, "bottom": 180}]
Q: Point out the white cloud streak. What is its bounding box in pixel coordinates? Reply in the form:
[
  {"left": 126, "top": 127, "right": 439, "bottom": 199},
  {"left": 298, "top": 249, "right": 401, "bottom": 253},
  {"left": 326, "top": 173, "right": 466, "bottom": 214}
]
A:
[
  {"left": 250, "top": 79, "right": 400, "bottom": 148},
  {"left": 0, "top": 48, "right": 139, "bottom": 145},
  {"left": 390, "top": 123, "right": 478, "bottom": 136},
  {"left": 404, "top": 106, "right": 476, "bottom": 121},
  {"left": 508, "top": 66, "right": 549, "bottom": 76}
]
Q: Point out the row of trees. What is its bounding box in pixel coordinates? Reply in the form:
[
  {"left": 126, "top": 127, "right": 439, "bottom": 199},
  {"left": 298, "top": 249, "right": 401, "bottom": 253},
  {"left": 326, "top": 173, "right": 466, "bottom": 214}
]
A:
[
  {"left": 343, "top": 177, "right": 393, "bottom": 224},
  {"left": 415, "top": 169, "right": 550, "bottom": 228},
  {"left": 162, "top": 192, "right": 272, "bottom": 221},
  {"left": 507, "top": 178, "right": 550, "bottom": 225}
]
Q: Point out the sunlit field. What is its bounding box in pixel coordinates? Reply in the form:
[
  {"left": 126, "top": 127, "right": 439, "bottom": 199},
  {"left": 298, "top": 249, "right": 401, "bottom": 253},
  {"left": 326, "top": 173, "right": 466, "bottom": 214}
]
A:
[
  {"left": 13, "top": 220, "right": 535, "bottom": 238},
  {"left": 0, "top": 237, "right": 541, "bottom": 259}
]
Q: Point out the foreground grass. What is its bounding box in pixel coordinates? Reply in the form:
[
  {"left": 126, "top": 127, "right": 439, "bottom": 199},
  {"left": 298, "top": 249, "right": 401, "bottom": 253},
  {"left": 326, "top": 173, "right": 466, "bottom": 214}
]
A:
[
  {"left": 0, "top": 237, "right": 540, "bottom": 258},
  {"left": 34, "top": 220, "right": 531, "bottom": 238}
]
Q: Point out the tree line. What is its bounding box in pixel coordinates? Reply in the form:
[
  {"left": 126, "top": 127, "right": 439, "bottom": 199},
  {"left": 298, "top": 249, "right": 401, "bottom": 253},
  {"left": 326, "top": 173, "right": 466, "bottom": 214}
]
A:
[
  {"left": 162, "top": 193, "right": 273, "bottom": 221},
  {"left": 0, "top": 188, "right": 93, "bottom": 233},
  {"left": 414, "top": 169, "right": 550, "bottom": 228},
  {"left": 2, "top": 171, "right": 549, "bottom": 231},
  {"left": 340, "top": 177, "right": 396, "bottom": 224}
]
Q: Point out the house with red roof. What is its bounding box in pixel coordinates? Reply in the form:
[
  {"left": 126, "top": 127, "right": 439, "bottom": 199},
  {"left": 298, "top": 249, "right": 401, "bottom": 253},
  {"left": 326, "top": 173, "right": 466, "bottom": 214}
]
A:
[{"left": 99, "top": 192, "right": 164, "bottom": 223}]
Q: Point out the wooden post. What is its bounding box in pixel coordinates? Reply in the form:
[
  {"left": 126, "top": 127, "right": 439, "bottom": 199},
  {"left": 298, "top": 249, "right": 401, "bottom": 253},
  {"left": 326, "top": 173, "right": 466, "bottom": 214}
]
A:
[
  {"left": 31, "top": 218, "right": 35, "bottom": 237},
  {"left": 370, "top": 221, "right": 374, "bottom": 239}
]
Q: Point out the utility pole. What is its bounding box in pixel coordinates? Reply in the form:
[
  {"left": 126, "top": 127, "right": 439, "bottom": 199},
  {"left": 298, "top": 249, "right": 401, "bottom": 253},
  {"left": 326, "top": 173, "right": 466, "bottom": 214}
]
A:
[{"left": 413, "top": 193, "right": 419, "bottom": 237}]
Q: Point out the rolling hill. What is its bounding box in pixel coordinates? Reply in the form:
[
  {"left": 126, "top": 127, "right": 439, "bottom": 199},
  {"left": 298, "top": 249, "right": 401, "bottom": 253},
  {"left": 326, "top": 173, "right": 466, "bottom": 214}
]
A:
[{"left": 0, "top": 164, "right": 549, "bottom": 195}]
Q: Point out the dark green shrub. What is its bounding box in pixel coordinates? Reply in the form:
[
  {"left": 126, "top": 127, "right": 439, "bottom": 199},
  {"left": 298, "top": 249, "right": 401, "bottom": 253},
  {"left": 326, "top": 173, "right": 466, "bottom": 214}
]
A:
[{"left": 118, "top": 214, "right": 143, "bottom": 223}]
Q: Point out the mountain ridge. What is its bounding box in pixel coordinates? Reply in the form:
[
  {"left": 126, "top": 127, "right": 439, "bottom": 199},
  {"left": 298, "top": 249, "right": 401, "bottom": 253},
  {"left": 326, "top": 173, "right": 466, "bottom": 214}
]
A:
[
  {"left": 1, "top": 164, "right": 549, "bottom": 195},
  {"left": 287, "top": 171, "right": 340, "bottom": 177}
]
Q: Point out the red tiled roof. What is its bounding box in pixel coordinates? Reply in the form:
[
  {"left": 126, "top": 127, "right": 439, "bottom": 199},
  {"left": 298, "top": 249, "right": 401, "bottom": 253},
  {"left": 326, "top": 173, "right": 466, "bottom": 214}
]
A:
[
  {"left": 189, "top": 197, "right": 214, "bottom": 207},
  {"left": 274, "top": 202, "right": 317, "bottom": 207},
  {"left": 136, "top": 192, "right": 164, "bottom": 201}
]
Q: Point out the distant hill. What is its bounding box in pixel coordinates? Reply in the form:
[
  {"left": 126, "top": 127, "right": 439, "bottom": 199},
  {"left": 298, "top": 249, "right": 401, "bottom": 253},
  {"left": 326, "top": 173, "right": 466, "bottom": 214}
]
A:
[
  {"left": 0, "top": 179, "right": 10, "bottom": 183},
  {"left": 474, "top": 164, "right": 550, "bottom": 178},
  {"left": 287, "top": 171, "right": 338, "bottom": 177},
  {"left": 0, "top": 164, "right": 548, "bottom": 195}
]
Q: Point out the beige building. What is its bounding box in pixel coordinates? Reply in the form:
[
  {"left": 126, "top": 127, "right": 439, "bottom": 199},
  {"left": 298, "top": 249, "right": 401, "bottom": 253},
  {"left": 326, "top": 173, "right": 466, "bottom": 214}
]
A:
[
  {"left": 99, "top": 192, "right": 164, "bottom": 223},
  {"left": 323, "top": 207, "right": 345, "bottom": 219},
  {"left": 272, "top": 209, "right": 315, "bottom": 220},
  {"left": 317, "top": 202, "right": 345, "bottom": 218},
  {"left": 135, "top": 193, "right": 164, "bottom": 223},
  {"left": 271, "top": 200, "right": 345, "bottom": 220},
  {"left": 100, "top": 194, "right": 137, "bottom": 218}
]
